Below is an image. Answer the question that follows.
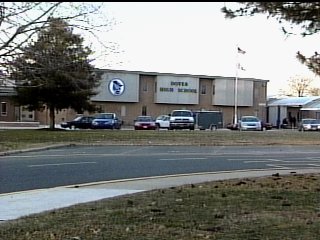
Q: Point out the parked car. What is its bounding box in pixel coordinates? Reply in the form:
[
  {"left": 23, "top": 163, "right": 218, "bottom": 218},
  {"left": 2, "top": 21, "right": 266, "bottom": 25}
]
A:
[
  {"left": 298, "top": 118, "right": 320, "bottom": 131},
  {"left": 134, "top": 116, "right": 157, "bottom": 130},
  {"left": 261, "top": 121, "right": 273, "bottom": 130},
  {"left": 155, "top": 115, "right": 170, "bottom": 129},
  {"left": 91, "top": 113, "right": 122, "bottom": 129},
  {"left": 239, "top": 116, "right": 262, "bottom": 131},
  {"left": 60, "top": 116, "right": 95, "bottom": 129},
  {"left": 226, "top": 123, "right": 239, "bottom": 130}
]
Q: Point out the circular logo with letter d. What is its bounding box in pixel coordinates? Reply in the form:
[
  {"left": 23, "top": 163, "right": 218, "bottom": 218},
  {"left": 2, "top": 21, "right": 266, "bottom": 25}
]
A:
[{"left": 109, "top": 78, "right": 125, "bottom": 96}]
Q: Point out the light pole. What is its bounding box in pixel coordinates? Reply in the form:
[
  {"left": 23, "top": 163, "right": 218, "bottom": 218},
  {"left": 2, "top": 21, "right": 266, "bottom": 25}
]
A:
[
  {"left": 234, "top": 45, "right": 246, "bottom": 126},
  {"left": 234, "top": 47, "right": 239, "bottom": 126}
]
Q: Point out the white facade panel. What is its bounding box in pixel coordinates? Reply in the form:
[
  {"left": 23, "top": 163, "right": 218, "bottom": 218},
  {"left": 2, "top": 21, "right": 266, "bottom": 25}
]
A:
[
  {"left": 269, "top": 106, "right": 287, "bottom": 127},
  {"left": 155, "top": 75, "right": 199, "bottom": 104},
  {"left": 91, "top": 72, "right": 139, "bottom": 102},
  {"left": 214, "top": 78, "right": 253, "bottom": 106},
  {"left": 214, "top": 78, "right": 234, "bottom": 105}
]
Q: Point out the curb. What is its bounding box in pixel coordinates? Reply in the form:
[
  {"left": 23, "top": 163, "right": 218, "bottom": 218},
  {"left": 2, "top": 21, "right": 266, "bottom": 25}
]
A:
[{"left": 0, "top": 144, "right": 74, "bottom": 156}]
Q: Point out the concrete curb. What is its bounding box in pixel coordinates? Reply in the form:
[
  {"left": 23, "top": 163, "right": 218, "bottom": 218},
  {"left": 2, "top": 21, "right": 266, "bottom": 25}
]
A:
[
  {"left": 0, "top": 144, "right": 74, "bottom": 156},
  {"left": 1, "top": 168, "right": 320, "bottom": 221}
]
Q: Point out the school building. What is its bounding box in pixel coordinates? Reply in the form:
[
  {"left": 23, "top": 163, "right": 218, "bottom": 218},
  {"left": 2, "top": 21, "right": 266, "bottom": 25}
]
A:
[{"left": 1, "top": 69, "right": 269, "bottom": 127}]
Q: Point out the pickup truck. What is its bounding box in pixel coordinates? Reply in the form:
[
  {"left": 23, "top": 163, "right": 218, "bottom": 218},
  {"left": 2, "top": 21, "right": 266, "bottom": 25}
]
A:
[{"left": 169, "top": 110, "right": 195, "bottom": 130}]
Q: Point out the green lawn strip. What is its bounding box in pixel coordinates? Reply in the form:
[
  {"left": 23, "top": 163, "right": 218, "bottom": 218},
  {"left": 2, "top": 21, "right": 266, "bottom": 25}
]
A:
[{"left": 1, "top": 173, "right": 320, "bottom": 239}]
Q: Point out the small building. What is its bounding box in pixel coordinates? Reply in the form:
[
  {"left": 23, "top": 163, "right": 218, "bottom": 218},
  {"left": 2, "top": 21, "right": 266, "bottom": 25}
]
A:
[
  {"left": 0, "top": 78, "right": 18, "bottom": 122},
  {"left": 267, "top": 96, "right": 320, "bottom": 128}
]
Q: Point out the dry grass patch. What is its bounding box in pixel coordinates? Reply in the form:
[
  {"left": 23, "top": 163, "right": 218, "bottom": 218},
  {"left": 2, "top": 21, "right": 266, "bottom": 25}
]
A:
[
  {"left": 1, "top": 129, "right": 320, "bottom": 239},
  {"left": 1, "top": 129, "right": 320, "bottom": 153},
  {"left": 1, "top": 172, "right": 320, "bottom": 239}
]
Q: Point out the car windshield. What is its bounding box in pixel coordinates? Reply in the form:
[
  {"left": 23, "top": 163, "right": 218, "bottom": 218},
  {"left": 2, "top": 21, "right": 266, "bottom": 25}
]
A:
[
  {"left": 73, "top": 116, "right": 83, "bottom": 121},
  {"left": 95, "top": 114, "right": 114, "bottom": 119},
  {"left": 172, "top": 111, "right": 192, "bottom": 117},
  {"left": 137, "top": 116, "right": 153, "bottom": 122},
  {"left": 241, "top": 117, "right": 259, "bottom": 122},
  {"left": 303, "top": 119, "right": 318, "bottom": 124},
  {"left": 156, "top": 115, "right": 167, "bottom": 120}
]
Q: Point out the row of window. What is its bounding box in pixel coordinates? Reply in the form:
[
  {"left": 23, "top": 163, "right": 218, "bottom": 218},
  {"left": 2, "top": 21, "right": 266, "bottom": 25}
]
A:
[{"left": 1, "top": 102, "right": 7, "bottom": 116}]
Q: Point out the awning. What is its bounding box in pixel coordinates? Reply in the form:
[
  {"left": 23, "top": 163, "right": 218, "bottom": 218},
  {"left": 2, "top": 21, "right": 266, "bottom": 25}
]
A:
[
  {"left": 301, "top": 101, "right": 320, "bottom": 111},
  {"left": 268, "top": 96, "right": 320, "bottom": 107}
]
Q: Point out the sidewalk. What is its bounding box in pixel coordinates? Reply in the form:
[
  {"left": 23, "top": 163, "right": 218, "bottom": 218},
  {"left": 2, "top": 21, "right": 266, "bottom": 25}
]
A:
[{"left": 1, "top": 168, "right": 320, "bottom": 221}]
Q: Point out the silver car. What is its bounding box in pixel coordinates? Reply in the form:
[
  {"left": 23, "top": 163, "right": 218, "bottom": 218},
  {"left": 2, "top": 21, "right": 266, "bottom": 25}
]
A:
[
  {"left": 298, "top": 118, "right": 320, "bottom": 131},
  {"left": 239, "top": 116, "right": 262, "bottom": 131}
]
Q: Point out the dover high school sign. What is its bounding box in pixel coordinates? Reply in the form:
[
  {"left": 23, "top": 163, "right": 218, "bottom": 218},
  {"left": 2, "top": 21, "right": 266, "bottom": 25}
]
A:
[{"left": 155, "top": 75, "right": 199, "bottom": 104}]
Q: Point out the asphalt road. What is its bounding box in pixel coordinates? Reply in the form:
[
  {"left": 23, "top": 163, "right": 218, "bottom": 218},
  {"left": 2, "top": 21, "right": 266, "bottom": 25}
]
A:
[{"left": 1, "top": 145, "right": 320, "bottom": 194}]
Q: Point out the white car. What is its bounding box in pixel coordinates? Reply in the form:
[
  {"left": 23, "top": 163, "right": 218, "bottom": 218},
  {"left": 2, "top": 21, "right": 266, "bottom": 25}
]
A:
[
  {"left": 239, "top": 116, "right": 262, "bottom": 131},
  {"left": 298, "top": 118, "right": 320, "bottom": 131},
  {"left": 155, "top": 115, "right": 170, "bottom": 129}
]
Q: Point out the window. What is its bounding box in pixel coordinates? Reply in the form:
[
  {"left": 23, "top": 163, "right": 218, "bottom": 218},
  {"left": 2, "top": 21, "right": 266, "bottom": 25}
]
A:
[
  {"left": 1, "top": 102, "right": 7, "bottom": 116},
  {"left": 212, "top": 84, "right": 215, "bottom": 95},
  {"left": 142, "top": 80, "right": 148, "bottom": 92},
  {"left": 142, "top": 106, "right": 147, "bottom": 116},
  {"left": 121, "top": 105, "right": 126, "bottom": 117},
  {"left": 201, "top": 84, "right": 206, "bottom": 94}
]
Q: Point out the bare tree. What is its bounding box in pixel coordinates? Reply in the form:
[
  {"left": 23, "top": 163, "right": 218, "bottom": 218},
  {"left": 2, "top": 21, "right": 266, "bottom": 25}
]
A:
[
  {"left": 0, "top": 2, "right": 115, "bottom": 74},
  {"left": 287, "top": 76, "right": 313, "bottom": 97},
  {"left": 308, "top": 87, "right": 320, "bottom": 96}
]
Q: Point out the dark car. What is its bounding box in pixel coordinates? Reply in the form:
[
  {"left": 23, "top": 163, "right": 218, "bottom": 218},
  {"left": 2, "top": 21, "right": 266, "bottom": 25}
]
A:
[
  {"left": 91, "top": 113, "right": 122, "bottom": 129},
  {"left": 261, "top": 121, "right": 273, "bottom": 130},
  {"left": 60, "top": 116, "right": 95, "bottom": 129},
  {"left": 226, "top": 123, "right": 239, "bottom": 130},
  {"left": 134, "top": 116, "right": 157, "bottom": 130}
]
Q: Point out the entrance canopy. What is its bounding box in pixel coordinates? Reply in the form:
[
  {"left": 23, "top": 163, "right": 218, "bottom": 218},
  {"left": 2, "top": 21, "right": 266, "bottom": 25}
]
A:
[
  {"left": 301, "top": 100, "right": 320, "bottom": 111},
  {"left": 268, "top": 96, "right": 320, "bottom": 107}
]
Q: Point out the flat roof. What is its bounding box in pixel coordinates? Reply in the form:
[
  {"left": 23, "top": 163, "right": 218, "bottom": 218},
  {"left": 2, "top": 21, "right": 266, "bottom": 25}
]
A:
[
  {"left": 268, "top": 96, "right": 320, "bottom": 107},
  {"left": 301, "top": 99, "right": 320, "bottom": 110},
  {"left": 96, "top": 68, "right": 269, "bottom": 83}
]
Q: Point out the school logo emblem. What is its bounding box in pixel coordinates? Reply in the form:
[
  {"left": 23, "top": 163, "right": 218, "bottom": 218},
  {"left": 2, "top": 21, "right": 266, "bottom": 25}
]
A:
[{"left": 109, "top": 78, "right": 125, "bottom": 96}]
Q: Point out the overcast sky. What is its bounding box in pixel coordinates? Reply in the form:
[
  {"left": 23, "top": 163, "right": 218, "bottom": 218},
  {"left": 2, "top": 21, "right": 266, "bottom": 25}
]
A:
[{"left": 88, "top": 2, "right": 320, "bottom": 96}]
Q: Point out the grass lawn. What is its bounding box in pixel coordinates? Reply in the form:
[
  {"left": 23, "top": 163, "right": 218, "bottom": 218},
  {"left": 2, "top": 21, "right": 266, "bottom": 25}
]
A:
[{"left": 1, "top": 128, "right": 320, "bottom": 239}]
